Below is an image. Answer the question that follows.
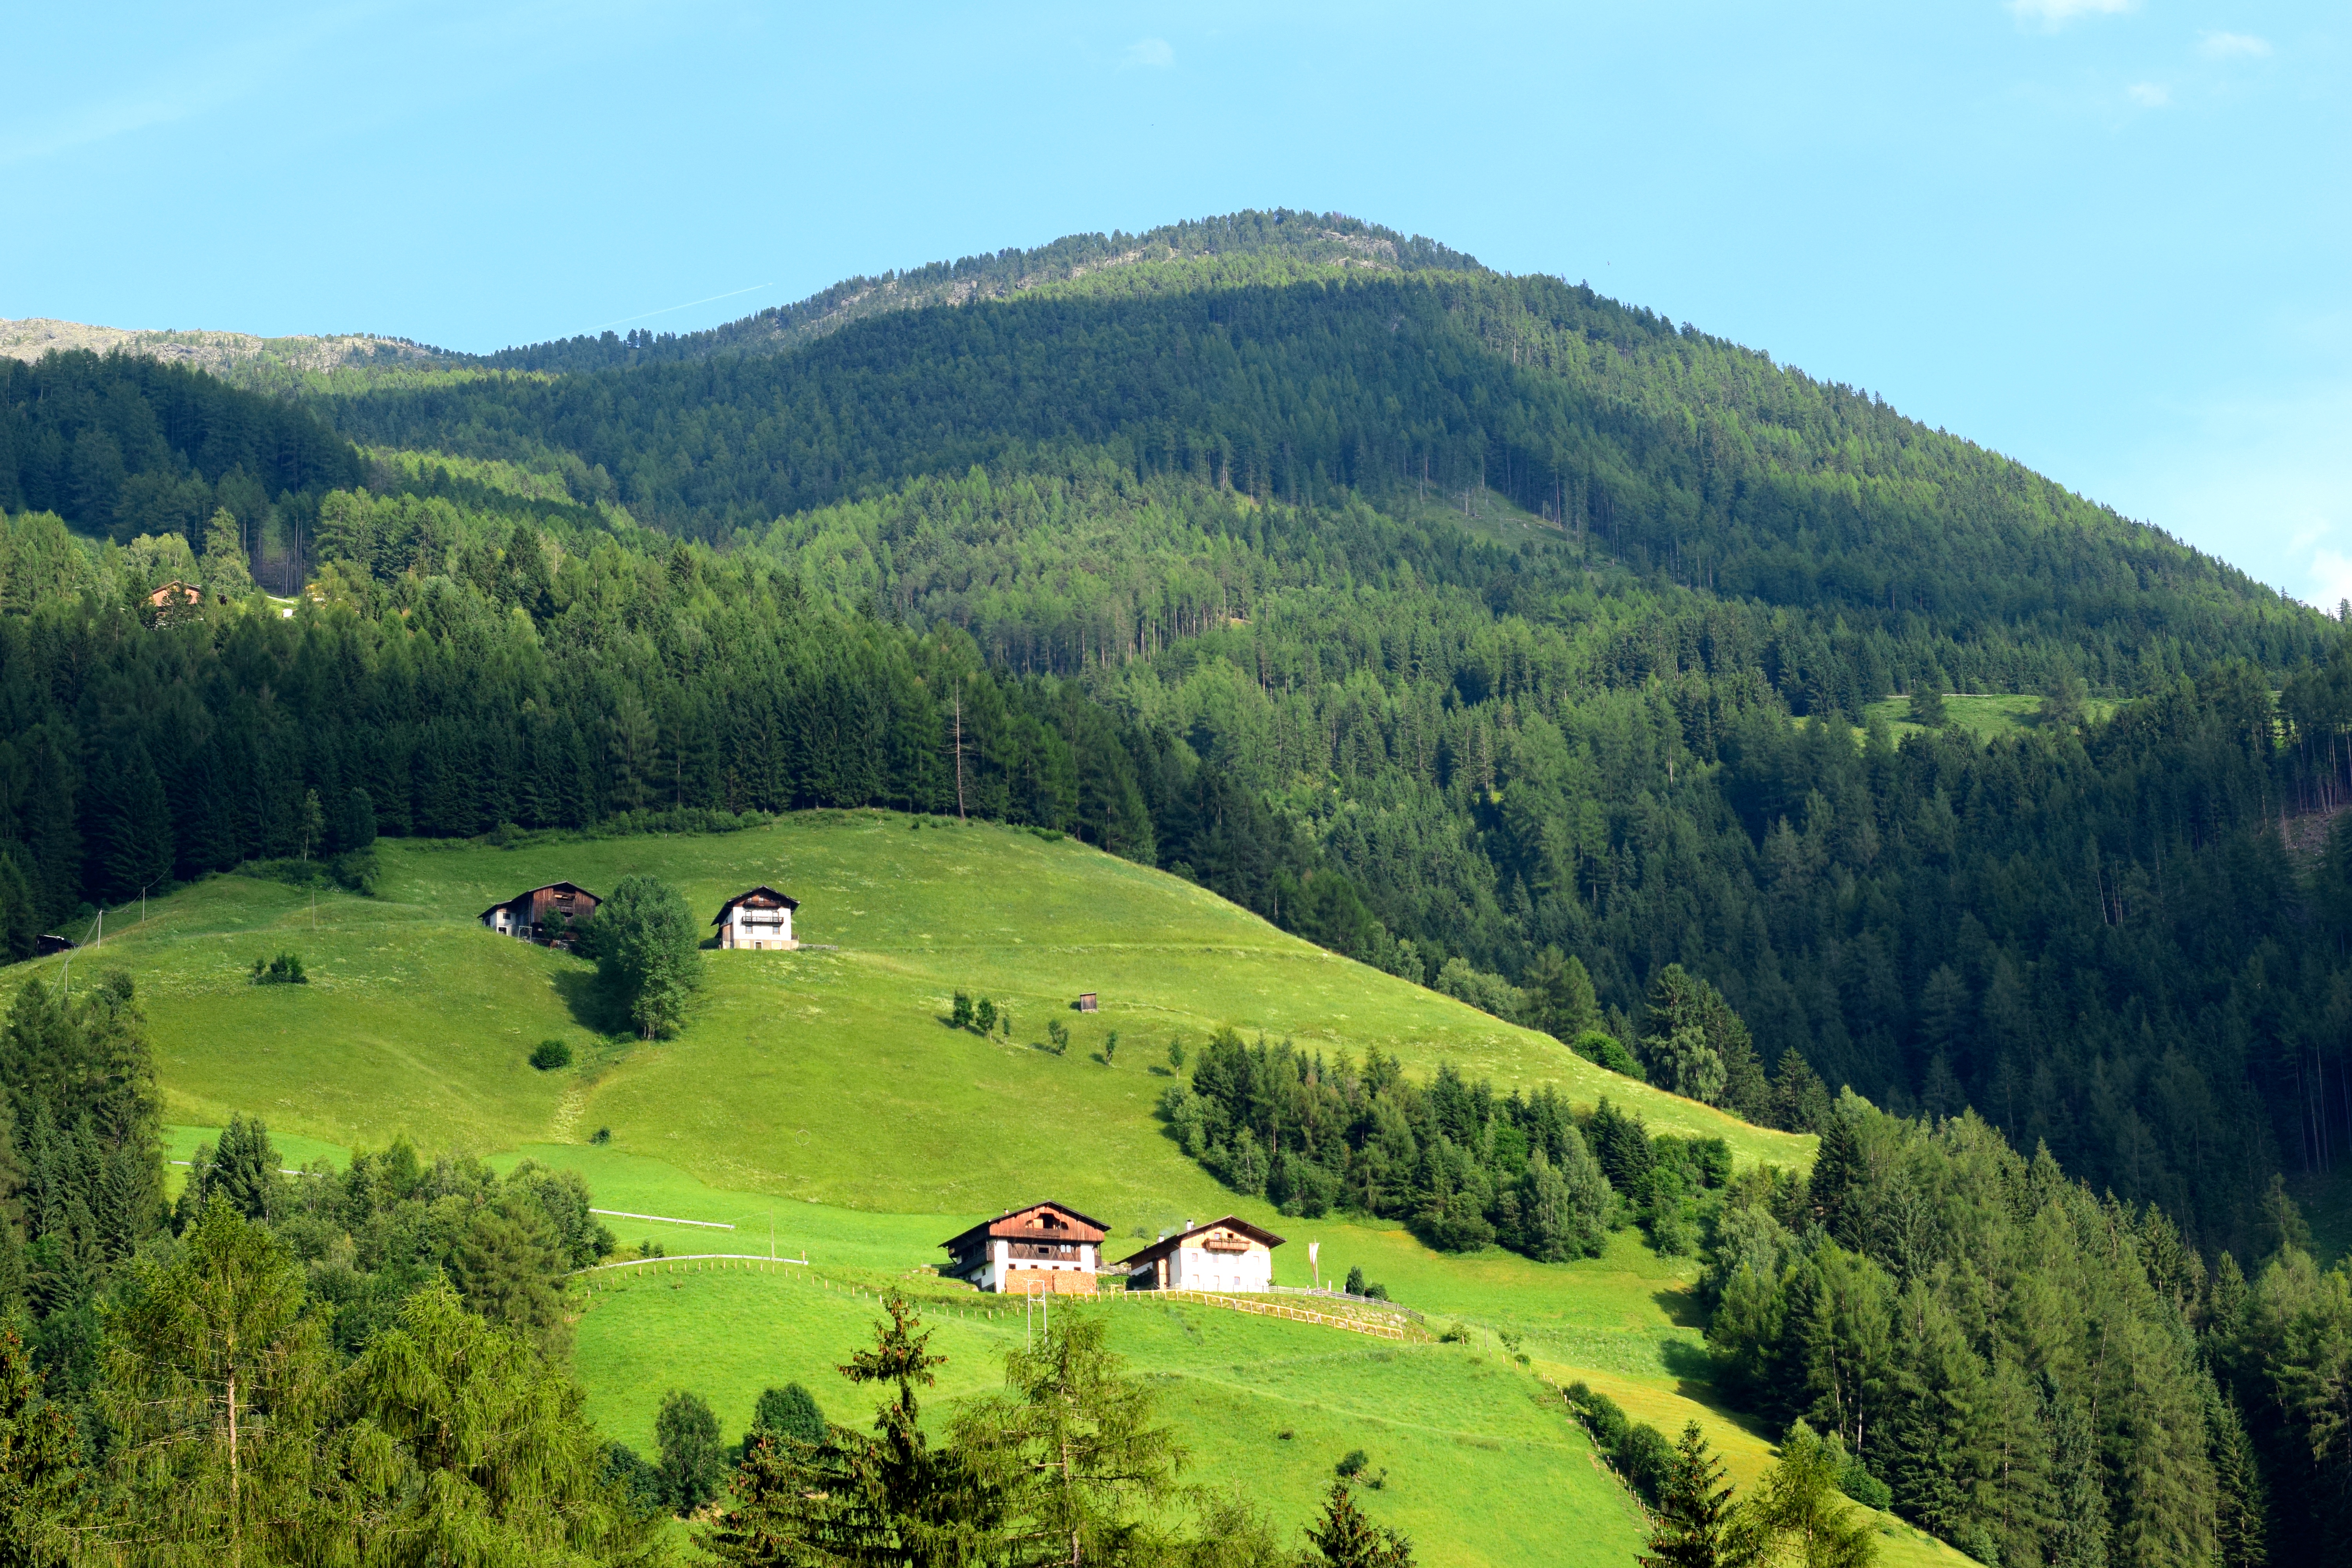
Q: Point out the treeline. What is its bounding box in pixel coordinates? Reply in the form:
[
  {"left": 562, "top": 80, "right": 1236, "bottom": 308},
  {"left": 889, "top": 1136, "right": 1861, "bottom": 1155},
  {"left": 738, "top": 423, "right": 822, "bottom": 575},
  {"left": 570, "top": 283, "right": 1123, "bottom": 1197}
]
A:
[
  {"left": 1700, "top": 1088, "right": 2352, "bottom": 1566},
  {"left": 323, "top": 256, "right": 2316, "bottom": 677},
  {"left": 9, "top": 468, "right": 2352, "bottom": 1257},
  {"left": 0, "top": 349, "right": 363, "bottom": 594},
  {"left": 1156, "top": 1026, "right": 1740, "bottom": 1262},
  {"left": 0, "top": 969, "right": 661, "bottom": 1561},
  {"left": 477, "top": 208, "right": 1481, "bottom": 374}
]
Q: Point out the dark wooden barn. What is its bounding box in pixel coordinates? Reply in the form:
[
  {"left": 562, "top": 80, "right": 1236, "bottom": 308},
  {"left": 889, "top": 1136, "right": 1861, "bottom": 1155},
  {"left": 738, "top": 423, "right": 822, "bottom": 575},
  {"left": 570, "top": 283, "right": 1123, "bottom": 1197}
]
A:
[{"left": 479, "top": 882, "right": 601, "bottom": 947}]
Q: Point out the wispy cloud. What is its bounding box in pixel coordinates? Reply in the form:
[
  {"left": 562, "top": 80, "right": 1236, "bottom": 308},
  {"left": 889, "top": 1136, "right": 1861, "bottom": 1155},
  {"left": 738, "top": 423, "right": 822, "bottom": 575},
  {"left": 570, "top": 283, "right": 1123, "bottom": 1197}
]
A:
[
  {"left": 2008, "top": 0, "right": 2135, "bottom": 29},
  {"left": 2198, "top": 31, "right": 2272, "bottom": 60},
  {"left": 2127, "top": 81, "right": 2171, "bottom": 107},
  {"left": 1122, "top": 38, "right": 1174, "bottom": 69},
  {"left": 2308, "top": 550, "right": 2352, "bottom": 616},
  {"left": 0, "top": 5, "right": 376, "bottom": 167}
]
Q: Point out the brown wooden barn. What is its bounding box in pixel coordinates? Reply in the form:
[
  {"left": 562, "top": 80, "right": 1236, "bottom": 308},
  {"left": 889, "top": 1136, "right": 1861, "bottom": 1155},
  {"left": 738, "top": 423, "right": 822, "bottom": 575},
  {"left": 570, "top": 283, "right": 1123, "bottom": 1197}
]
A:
[
  {"left": 479, "top": 882, "right": 600, "bottom": 947},
  {"left": 940, "top": 1201, "right": 1108, "bottom": 1294}
]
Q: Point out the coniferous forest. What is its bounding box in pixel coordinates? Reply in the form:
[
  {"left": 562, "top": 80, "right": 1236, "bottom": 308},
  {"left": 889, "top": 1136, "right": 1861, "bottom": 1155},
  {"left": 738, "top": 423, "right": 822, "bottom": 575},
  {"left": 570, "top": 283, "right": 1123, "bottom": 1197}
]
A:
[{"left": 3, "top": 210, "right": 2351, "bottom": 1562}]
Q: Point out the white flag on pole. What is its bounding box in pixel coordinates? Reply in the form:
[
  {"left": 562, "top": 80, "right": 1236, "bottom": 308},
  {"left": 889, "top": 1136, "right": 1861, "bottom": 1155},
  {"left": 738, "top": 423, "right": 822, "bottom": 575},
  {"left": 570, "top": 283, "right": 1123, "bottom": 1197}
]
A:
[{"left": 1308, "top": 1241, "right": 1319, "bottom": 1285}]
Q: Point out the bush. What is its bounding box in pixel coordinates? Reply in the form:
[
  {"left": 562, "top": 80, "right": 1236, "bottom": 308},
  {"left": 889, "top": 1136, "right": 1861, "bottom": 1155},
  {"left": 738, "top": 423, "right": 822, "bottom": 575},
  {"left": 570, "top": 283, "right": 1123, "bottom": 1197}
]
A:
[
  {"left": 1571, "top": 1029, "right": 1644, "bottom": 1080},
  {"left": 1335, "top": 1448, "right": 1369, "bottom": 1478},
  {"left": 599, "top": 1441, "right": 663, "bottom": 1517},
  {"left": 951, "top": 991, "right": 973, "bottom": 1030},
  {"left": 590, "top": 1127, "right": 611, "bottom": 1145},
  {"left": 745, "top": 1382, "right": 827, "bottom": 1454},
  {"left": 1566, "top": 1384, "right": 1673, "bottom": 1505},
  {"left": 654, "top": 1389, "right": 724, "bottom": 1514},
  {"left": 530, "top": 1039, "right": 573, "bottom": 1071},
  {"left": 975, "top": 997, "right": 997, "bottom": 1035},
  {"left": 249, "top": 952, "right": 307, "bottom": 985}
]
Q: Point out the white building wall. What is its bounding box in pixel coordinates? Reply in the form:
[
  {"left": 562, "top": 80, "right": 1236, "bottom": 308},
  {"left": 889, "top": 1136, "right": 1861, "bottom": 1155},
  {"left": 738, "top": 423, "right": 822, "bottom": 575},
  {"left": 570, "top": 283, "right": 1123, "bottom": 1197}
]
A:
[
  {"left": 1171, "top": 1242, "right": 1273, "bottom": 1292},
  {"left": 726, "top": 906, "right": 796, "bottom": 950}
]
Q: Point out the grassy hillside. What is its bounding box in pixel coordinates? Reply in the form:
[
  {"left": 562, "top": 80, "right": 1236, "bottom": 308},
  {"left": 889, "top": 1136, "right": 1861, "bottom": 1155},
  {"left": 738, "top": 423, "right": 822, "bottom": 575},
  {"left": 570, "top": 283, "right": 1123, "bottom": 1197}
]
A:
[
  {"left": 14, "top": 814, "right": 1956, "bottom": 1566},
  {"left": 56, "top": 812, "right": 1803, "bottom": 1225}
]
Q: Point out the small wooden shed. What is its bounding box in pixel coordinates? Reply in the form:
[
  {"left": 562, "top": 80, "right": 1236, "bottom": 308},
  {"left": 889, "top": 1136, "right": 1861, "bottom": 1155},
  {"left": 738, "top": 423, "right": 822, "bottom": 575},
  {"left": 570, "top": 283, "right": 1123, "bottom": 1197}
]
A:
[{"left": 1076, "top": 993, "right": 1098, "bottom": 1013}]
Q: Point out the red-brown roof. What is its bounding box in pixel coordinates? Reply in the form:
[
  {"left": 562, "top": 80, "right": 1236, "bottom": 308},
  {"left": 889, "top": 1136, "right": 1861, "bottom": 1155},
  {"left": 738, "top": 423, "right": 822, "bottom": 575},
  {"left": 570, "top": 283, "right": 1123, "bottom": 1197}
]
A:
[
  {"left": 1114, "top": 1216, "right": 1286, "bottom": 1270},
  {"left": 940, "top": 1201, "right": 1110, "bottom": 1251}
]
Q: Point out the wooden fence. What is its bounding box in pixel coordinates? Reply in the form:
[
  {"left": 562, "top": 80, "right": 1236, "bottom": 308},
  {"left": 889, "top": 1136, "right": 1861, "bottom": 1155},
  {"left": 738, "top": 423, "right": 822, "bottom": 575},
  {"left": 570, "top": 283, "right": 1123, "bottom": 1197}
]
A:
[{"left": 572, "top": 1258, "right": 1426, "bottom": 1341}]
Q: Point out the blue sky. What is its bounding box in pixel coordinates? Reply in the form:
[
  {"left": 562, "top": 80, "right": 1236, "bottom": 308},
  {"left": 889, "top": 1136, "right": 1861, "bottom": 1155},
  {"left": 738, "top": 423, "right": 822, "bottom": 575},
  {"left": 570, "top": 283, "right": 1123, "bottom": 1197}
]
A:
[{"left": 6, "top": 2, "right": 2343, "bottom": 604}]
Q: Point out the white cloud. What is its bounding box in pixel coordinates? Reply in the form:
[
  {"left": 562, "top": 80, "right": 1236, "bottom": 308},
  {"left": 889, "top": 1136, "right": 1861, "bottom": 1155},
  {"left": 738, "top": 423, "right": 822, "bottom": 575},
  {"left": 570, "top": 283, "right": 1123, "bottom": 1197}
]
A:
[
  {"left": 2008, "top": 0, "right": 2135, "bottom": 28},
  {"left": 2308, "top": 552, "right": 2352, "bottom": 616},
  {"left": 2198, "top": 31, "right": 2272, "bottom": 59},
  {"left": 1122, "top": 38, "right": 1174, "bottom": 69},
  {"left": 2127, "top": 81, "right": 2171, "bottom": 107}
]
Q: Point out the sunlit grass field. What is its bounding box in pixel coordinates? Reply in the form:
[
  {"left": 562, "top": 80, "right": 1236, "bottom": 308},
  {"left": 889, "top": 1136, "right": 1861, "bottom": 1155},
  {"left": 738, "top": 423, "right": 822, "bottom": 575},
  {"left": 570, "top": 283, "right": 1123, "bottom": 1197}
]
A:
[
  {"left": 3, "top": 813, "right": 1975, "bottom": 1565},
  {"left": 36, "top": 811, "right": 1804, "bottom": 1232}
]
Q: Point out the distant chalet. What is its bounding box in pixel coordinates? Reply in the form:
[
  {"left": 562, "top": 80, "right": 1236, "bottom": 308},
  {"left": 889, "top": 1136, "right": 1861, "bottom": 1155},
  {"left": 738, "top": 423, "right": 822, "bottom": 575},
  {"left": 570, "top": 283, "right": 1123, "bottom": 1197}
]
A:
[
  {"left": 1120, "top": 1216, "right": 1285, "bottom": 1294},
  {"left": 480, "top": 882, "right": 600, "bottom": 947},
  {"left": 941, "top": 1201, "right": 1108, "bottom": 1295},
  {"left": 713, "top": 886, "right": 800, "bottom": 951}
]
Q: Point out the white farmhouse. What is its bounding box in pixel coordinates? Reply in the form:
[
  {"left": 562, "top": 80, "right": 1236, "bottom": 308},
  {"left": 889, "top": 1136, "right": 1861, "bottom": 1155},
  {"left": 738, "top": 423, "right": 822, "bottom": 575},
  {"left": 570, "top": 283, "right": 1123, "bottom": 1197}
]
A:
[
  {"left": 1120, "top": 1216, "right": 1285, "bottom": 1293},
  {"left": 940, "top": 1201, "right": 1107, "bottom": 1294},
  {"left": 712, "top": 886, "right": 799, "bottom": 950}
]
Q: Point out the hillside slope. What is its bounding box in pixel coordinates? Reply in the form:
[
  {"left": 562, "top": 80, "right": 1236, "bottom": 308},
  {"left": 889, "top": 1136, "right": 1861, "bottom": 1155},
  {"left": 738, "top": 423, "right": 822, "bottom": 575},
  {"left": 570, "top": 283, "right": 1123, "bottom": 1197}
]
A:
[{"left": 50, "top": 813, "right": 1799, "bottom": 1217}]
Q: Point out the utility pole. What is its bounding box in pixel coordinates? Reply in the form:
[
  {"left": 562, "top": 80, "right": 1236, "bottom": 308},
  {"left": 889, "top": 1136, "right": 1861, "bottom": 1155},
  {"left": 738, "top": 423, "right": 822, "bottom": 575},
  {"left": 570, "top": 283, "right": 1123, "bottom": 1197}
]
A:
[{"left": 953, "top": 682, "right": 967, "bottom": 820}]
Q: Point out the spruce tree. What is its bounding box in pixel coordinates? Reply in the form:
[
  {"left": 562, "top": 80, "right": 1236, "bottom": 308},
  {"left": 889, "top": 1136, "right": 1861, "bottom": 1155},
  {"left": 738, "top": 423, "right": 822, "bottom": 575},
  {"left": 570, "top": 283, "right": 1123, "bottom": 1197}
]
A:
[
  {"left": 1640, "top": 1421, "right": 1739, "bottom": 1568},
  {"left": 1304, "top": 1479, "right": 1412, "bottom": 1568}
]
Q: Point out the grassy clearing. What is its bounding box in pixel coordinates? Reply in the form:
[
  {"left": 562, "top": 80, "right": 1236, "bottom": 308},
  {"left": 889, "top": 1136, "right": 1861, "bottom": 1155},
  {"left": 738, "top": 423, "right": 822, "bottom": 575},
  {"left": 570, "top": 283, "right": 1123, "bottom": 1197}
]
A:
[
  {"left": 1858, "top": 693, "right": 2118, "bottom": 744},
  {"left": 15, "top": 813, "right": 1804, "bottom": 1233}
]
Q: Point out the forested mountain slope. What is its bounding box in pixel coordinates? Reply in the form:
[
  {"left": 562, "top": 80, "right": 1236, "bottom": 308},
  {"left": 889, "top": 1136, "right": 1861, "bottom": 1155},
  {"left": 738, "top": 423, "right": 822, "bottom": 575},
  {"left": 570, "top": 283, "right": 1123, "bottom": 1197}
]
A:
[
  {"left": 5, "top": 210, "right": 2350, "bottom": 1269},
  {"left": 6, "top": 208, "right": 2352, "bottom": 1559}
]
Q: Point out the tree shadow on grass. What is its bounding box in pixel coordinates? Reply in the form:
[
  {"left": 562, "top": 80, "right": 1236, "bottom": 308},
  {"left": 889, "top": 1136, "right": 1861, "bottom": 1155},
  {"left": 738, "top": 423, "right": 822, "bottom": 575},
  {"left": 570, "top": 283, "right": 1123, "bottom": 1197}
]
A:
[
  {"left": 1651, "top": 1285, "right": 1708, "bottom": 1330},
  {"left": 552, "top": 968, "right": 630, "bottom": 1038}
]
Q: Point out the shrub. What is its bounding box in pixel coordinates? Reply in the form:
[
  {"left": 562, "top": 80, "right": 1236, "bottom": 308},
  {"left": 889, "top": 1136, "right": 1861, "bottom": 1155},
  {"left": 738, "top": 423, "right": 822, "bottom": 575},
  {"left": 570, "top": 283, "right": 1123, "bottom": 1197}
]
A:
[
  {"left": 1571, "top": 1029, "right": 1644, "bottom": 1080},
  {"left": 530, "top": 1039, "right": 573, "bottom": 1071},
  {"left": 951, "top": 991, "right": 974, "bottom": 1030},
  {"left": 591, "top": 1127, "right": 612, "bottom": 1145},
  {"left": 745, "top": 1382, "right": 827, "bottom": 1454},
  {"left": 654, "top": 1389, "right": 724, "bottom": 1515},
  {"left": 975, "top": 997, "right": 997, "bottom": 1035},
  {"left": 1045, "top": 1019, "right": 1069, "bottom": 1055},
  {"left": 249, "top": 952, "right": 307, "bottom": 985},
  {"left": 1335, "top": 1448, "right": 1369, "bottom": 1478}
]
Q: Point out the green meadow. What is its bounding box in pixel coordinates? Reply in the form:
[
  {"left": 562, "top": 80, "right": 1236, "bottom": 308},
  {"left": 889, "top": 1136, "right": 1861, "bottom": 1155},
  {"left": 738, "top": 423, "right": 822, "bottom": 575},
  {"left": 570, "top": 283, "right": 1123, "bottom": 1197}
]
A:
[
  {"left": 0, "top": 813, "right": 1991, "bottom": 1566},
  {"left": 1858, "top": 691, "right": 2118, "bottom": 743}
]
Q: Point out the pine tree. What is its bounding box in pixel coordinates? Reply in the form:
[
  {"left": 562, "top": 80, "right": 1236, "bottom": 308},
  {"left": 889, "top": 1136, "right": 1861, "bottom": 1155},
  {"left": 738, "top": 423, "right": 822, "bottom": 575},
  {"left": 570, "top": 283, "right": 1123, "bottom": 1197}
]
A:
[
  {"left": 1640, "top": 1421, "right": 1740, "bottom": 1568},
  {"left": 952, "top": 1306, "right": 1183, "bottom": 1566},
  {"left": 2207, "top": 1388, "right": 2267, "bottom": 1568},
  {"left": 708, "top": 1291, "right": 993, "bottom": 1568},
  {"left": 0, "top": 1325, "right": 82, "bottom": 1564},
  {"left": 198, "top": 508, "right": 252, "bottom": 596},
  {"left": 1304, "top": 1479, "right": 1412, "bottom": 1568}
]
